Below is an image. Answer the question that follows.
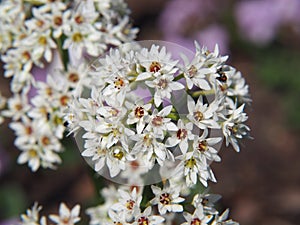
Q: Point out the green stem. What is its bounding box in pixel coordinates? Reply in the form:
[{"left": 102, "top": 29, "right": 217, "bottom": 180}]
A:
[
  {"left": 173, "top": 73, "right": 184, "bottom": 81},
  {"left": 56, "top": 35, "right": 69, "bottom": 71},
  {"left": 190, "top": 89, "right": 215, "bottom": 98}
]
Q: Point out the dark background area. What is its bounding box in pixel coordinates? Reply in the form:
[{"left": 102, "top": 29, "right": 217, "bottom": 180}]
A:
[{"left": 1, "top": 1, "right": 300, "bottom": 225}]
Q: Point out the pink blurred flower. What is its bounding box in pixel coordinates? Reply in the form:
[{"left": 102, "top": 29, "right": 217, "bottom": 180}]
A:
[
  {"left": 158, "top": 0, "right": 229, "bottom": 53},
  {"left": 195, "top": 24, "right": 229, "bottom": 54},
  {"left": 158, "top": 0, "right": 215, "bottom": 35},
  {"left": 235, "top": 0, "right": 300, "bottom": 45}
]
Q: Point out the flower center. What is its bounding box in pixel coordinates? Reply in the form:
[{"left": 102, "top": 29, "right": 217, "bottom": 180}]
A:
[
  {"left": 216, "top": 69, "right": 227, "bottom": 82},
  {"left": 157, "top": 78, "right": 168, "bottom": 89},
  {"left": 149, "top": 61, "right": 161, "bottom": 73},
  {"left": 130, "top": 160, "right": 139, "bottom": 170},
  {"left": 138, "top": 217, "right": 149, "bottom": 225},
  {"left": 28, "top": 149, "right": 37, "bottom": 158},
  {"left": 134, "top": 106, "right": 144, "bottom": 118},
  {"left": 53, "top": 115, "right": 63, "bottom": 125},
  {"left": 191, "top": 218, "right": 201, "bottom": 225},
  {"left": 194, "top": 111, "right": 204, "bottom": 121},
  {"left": 45, "top": 87, "right": 53, "bottom": 96},
  {"left": 110, "top": 108, "right": 119, "bottom": 117},
  {"left": 75, "top": 15, "right": 84, "bottom": 24},
  {"left": 114, "top": 77, "right": 125, "bottom": 90},
  {"left": 126, "top": 200, "right": 135, "bottom": 210},
  {"left": 38, "top": 36, "right": 47, "bottom": 45},
  {"left": 54, "top": 16, "right": 63, "bottom": 26},
  {"left": 114, "top": 222, "right": 122, "bottom": 225},
  {"left": 188, "top": 65, "right": 197, "bottom": 78},
  {"left": 61, "top": 217, "right": 70, "bottom": 225},
  {"left": 159, "top": 193, "right": 171, "bottom": 205},
  {"left": 72, "top": 33, "right": 83, "bottom": 42},
  {"left": 15, "top": 104, "right": 23, "bottom": 111},
  {"left": 60, "top": 95, "right": 69, "bottom": 106},
  {"left": 41, "top": 136, "right": 50, "bottom": 146},
  {"left": 113, "top": 149, "right": 124, "bottom": 160},
  {"left": 36, "top": 20, "right": 44, "bottom": 28},
  {"left": 197, "top": 140, "right": 208, "bottom": 153},
  {"left": 201, "top": 198, "right": 209, "bottom": 206},
  {"left": 230, "top": 125, "right": 239, "bottom": 134},
  {"left": 143, "top": 134, "right": 152, "bottom": 147},
  {"left": 176, "top": 128, "right": 187, "bottom": 140},
  {"left": 152, "top": 116, "right": 163, "bottom": 127},
  {"left": 185, "top": 157, "right": 196, "bottom": 169},
  {"left": 25, "top": 126, "right": 33, "bottom": 135},
  {"left": 22, "top": 51, "right": 31, "bottom": 60},
  {"left": 68, "top": 73, "right": 79, "bottom": 83}
]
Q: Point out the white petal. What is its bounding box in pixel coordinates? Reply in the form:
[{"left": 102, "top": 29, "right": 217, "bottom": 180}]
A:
[
  {"left": 169, "top": 82, "right": 184, "bottom": 90},
  {"left": 136, "top": 72, "right": 152, "bottom": 81}
]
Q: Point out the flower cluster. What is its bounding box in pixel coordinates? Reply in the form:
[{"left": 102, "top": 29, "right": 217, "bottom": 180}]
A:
[
  {"left": 86, "top": 183, "right": 239, "bottom": 225},
  {"left": 20, "top": 202, "right": 80, "bottom": 225},
  {"left": 65, "top": 42, "right": 251, "bottom": 187},
  {"left": 0, "top": 0, "right": 138, "bottom": 171},
  {"left": 20, "top": 183, "right": 239, "bottom": 225}
]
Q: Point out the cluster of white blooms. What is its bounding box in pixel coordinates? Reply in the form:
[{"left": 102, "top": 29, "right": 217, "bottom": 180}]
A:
[
  {"left": 65, "top": 42, "right": 251, "bottom": 187},
  {"left": 20, "top": 202, "right": 80, "bottom": 225},
  {"left": 20, "top": 182, "right": 238, "bottom": 225},
  {"left": 0, "top": 0, "right": 137, "bottom": 92},
  {"left": 0, "top": 0, "right": 138, "bottom": 171},
  {"left": 2, "top": 63, "right": 92, "bottom": 171}
]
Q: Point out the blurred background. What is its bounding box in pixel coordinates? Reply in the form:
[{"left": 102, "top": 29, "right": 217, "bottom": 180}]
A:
[{"left": 1, "top": 0, "right": 300, "bottom": 225}]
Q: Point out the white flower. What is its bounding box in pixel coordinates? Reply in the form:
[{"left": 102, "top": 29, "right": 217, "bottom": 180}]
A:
[
  {"left": 102, "top": 72, "right": 130, "bottom": 106},
  {"left": 2, "top": 93, "right": 31, "bottom": 121},
  {"left": 150, "top": 184, "right": 184, "bottom": 215},
  {"left": 45, "top": 9, "right": 71, "bottom": 39},
  {"left": 106, "top": 145, "right": 134, "bottom": 177},
  {"left": 63, "top": 25, "right": 104, "bottom": 58},
  {"left": 23, "top": 29, "right": 57, "bottom": 62},
  {"left": 221, "top": 103, "right": 250, "bottom": 152},
  {"left": 106, "top": 16, "right": 139, "bottom": 45},
  {"left": 126, "top": 100, "right": 151, "bottom": 134},
  {"left": 120, "top": 153, "right": 150, "bottom": 184},
  {"left": 49, "top": 203, "right": 81, "bottom": 225},
  {"left": 193, "top": 129, "right": 222, "bottom": 164},
  {"left": 192, "top": 192, "right": 222, "bottom": 215},
  {"left": 63, "top": 63, "right": 90, "bottom": 96},
  {"left": 175, "top": 151, "right": 216, "bottom": 187},
  {"left": 211, "top": 209, "right": 239, "bottom": 225},
  {"left": 107, "top": 210, "right": 130, "bottom": 225},
  {"left": 20, "top": 202, "right": 45, "bottom": 225},
  {"left": 70, "top": 0, "right": 98, "bottom": 28},
  {"left": 24, "top": 7, "right": 51, "bottom": 32},
  {"left": 133, "top": 207, "right": 165, "bottom": 225},
  {"left": 111, "top": 187, "right": 142, "bottom": 220},
  {"left": 86, "top": 204, "right": 111, "bottom": 225},
  {"left": 166, "top": 119, "right": 194, "bottom": 154},
  {"left": 9, "top": 116, "right": 36, "bottom": 146},
  {"left": 181, "top": 53, "right": 212, "bottom": 90},
  {"left": 136, "top": 45, "right": 178, "bottom": 81},
  {"left": 131, "top": 131, "right": 173, "bottom": 168},
  {"left": 182, "top": 208, "right": 213, "bottom": 225},
  {"left": 17, "top": 143, "right": 42, "bottom": 172},
  {"left": 145, "top": 74, "right": 184, "bottom": 107},
  {"left": 226, "top": 69, "right": 251, "bottom": 104},
  {"left": 145, "top": 105, "right": 177, "bottom": 139},
  {"left": 187, "top": 95, "right": 220, "bottom": 129},
  {"left": 81, "top": 137, "right": 108, "bottom": 172},
  {"left": 194, "top": 43, "right": 228, "bottom": 69}
]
